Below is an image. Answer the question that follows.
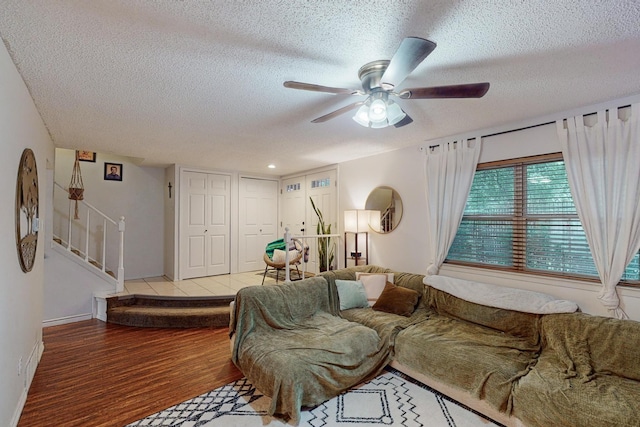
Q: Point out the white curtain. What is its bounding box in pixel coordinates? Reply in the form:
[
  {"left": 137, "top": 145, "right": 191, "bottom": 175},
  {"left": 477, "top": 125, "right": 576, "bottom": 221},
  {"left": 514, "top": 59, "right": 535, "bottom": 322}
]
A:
[
  {"left": 424, "top": 138, "right": 481, "bottom": 276},
  {"left": 557, "top": 104, "right": 640, "bottom": 319}
]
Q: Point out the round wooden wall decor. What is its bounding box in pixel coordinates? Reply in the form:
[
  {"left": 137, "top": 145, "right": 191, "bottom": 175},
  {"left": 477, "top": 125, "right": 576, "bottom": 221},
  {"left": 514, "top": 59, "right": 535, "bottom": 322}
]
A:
[{"left": 15, "top": 148, "right": 39, "bottom": 273}]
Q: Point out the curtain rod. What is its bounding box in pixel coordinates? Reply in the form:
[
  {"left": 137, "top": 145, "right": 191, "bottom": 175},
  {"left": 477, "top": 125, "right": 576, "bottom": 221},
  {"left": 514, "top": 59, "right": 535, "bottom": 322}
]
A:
[{"left": 424, "top": 104, "right": 632, "bottom": 150}]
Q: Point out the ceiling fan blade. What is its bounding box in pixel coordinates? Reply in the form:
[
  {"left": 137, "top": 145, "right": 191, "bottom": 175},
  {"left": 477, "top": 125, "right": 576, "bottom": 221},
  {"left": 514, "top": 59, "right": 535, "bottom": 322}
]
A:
[
  {"left": 311, "top": 101, "right": 364, "bottom": 123},
  {"left": 399, "top": 82, "right": 490, "bottom": 99},
  {"left": 284, "top": 81, "right": 359, "bottom": 95},
  {"left": 381, "top": 37, "right": 437, "bottom": 88},
  {"left": 393, "top": 114, "right": 413, "bottom": 128}
]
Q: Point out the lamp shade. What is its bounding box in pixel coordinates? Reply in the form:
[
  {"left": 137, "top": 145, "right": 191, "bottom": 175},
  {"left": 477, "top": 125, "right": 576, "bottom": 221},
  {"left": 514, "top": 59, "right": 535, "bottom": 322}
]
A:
[
  {"left": 368, "top": 99, "right": 387, "bottom": 122},
  {"left": 344, "top": 210, "right": 375, "bottom": 232},
  {"left": 386, "top": 100, "right": 406, "bottom": 125},
  {"left": 353, "top": 104, "right": 370, "bottom": 127}
]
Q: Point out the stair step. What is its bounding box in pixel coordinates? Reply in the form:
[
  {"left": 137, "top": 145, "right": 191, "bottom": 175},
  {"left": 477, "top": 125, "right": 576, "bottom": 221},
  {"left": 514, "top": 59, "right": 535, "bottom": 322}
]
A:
[
  {"left": 108, "top": 305, "right": 230, "bottom": 328},
  {"left": 106, "top": 295, "right": 234, "bottom": 328},
  {"left": 54, "top": 238, "right": 117, "bottom": 278}
]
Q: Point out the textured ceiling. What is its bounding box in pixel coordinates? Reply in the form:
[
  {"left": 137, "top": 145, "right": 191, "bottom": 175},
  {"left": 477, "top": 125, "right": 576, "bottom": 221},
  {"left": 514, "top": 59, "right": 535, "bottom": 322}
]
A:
[{"left": 1, "top": 1, "right": 640, "bottom": 176}]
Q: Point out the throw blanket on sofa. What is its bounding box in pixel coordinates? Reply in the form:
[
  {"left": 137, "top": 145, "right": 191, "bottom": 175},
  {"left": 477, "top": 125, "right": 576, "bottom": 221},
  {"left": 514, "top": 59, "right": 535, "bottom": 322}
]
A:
[
  {"left": 425, "top": 275, "right": 579, "bottom": 314},
  {"left": 230, "top": 277, "right": 391, "bottom": 423}
]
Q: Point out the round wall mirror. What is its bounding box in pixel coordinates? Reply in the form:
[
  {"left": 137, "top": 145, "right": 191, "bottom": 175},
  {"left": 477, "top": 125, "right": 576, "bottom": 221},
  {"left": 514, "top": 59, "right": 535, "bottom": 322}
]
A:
[{"left": 365, "top": 186, "right": 403, "bottom": 233}]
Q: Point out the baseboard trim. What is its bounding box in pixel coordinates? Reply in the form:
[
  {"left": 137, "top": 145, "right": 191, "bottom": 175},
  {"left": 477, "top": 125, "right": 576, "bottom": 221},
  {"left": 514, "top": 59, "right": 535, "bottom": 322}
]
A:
[
  {"left": 43, "top": 313, "right": 92, "bottom": 327},
  {"left": 9, "top": 340, "right": 44, "bottom": 427}
]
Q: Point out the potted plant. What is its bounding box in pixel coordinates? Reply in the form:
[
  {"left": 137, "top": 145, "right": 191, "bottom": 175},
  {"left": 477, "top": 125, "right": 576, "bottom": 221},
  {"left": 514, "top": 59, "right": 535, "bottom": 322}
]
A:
[{"left": 310, "top": 197, "right": 335, "bottom": 271}]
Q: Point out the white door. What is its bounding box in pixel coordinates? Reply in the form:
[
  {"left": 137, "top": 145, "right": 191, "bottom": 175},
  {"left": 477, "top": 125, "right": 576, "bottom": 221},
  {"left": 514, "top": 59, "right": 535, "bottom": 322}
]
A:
[
  {"left": 238, "top": 177, "right": 278, "bottom": 272},
  {"left": 180, "top": 171, "right": 230, "bottom": 279},
  {"left": 306, "top": 170, "right": 337, "bottom": 273},
  {"left": 281, "top": 176, "right": 307, "bottom": 237}
]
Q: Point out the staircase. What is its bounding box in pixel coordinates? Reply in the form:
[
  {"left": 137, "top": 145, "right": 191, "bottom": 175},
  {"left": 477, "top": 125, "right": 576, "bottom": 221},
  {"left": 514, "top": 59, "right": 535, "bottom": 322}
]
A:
[
  {"left": 106, "top": 295, "right": 234, "bottom": 328},
  {"left": 53, "top": 181, "right": 125, "bottom": 292}
]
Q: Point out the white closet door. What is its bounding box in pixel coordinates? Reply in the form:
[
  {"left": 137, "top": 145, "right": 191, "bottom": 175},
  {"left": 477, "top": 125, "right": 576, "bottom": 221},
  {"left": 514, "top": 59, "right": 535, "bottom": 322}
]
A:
[
  {"left": 206, "top": 173, "right": 231, "bottom": 276},
  {"left": 180, "top": 171, "right": 230, "bottom": 279},
  {"left": 238, "top": 177, "right": 278, "bottom": 272}
]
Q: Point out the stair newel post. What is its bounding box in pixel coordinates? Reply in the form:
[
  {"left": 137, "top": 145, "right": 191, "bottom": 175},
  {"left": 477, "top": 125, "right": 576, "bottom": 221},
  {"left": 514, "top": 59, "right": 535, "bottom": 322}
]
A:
[
  {"left": 101, "top": 218, "right": 107, "bottom": 273},
  {"left": 84, "top": 210, "right": 90, "bottom": 262},
  {"left": 117, "top": 216, "right": 125, "bottom": 293},
  {"left": 284, "top": 227, "right": 291, "bottom": 282}
]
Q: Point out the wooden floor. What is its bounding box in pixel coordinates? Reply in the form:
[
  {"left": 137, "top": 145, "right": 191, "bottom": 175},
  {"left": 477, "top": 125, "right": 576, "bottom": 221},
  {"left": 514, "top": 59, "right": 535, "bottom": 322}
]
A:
[{"left": 17, "top": 319, "right": 243, "bottom": 427}]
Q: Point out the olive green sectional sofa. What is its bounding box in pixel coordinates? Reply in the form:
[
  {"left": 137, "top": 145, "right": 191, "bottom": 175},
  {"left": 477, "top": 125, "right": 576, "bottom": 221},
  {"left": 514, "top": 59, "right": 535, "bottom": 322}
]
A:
[{"left": 230, "top": 265, "right": 640, "bottom": 426}]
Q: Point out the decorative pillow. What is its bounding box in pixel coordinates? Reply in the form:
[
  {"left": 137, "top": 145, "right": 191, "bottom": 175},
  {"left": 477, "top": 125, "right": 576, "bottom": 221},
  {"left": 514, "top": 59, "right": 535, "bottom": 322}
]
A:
[
  {"left": 372, "top": 282, "right": 420, "bottom": 316},
  {"left": 271, "top": 249, "right": 298, "bottom": 264},
  {"left": 355, "top": 272, "right": 394, "bottom": 306},
  {"left": 335, "top": 279, "right": 369, "bottom": 310}
]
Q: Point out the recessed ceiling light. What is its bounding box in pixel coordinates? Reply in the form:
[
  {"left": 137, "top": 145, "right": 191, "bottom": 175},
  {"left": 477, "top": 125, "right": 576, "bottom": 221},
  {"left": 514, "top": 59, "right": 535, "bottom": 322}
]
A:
[{"left": 267, "top": 164, "right": 276, "bottom": 169}]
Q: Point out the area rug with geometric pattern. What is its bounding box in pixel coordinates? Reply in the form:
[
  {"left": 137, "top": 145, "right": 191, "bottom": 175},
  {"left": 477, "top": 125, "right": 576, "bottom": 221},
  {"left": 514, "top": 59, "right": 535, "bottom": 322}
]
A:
[{"left": 127, "top": 367, "right": 503, "bottom": 427}]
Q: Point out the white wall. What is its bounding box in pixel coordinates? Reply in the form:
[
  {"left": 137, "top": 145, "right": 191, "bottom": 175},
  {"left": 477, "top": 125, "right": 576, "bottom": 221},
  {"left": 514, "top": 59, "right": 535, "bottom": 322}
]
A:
[
  {"left": 54, "top": 149, "right": 165, "bottom": 279},
  {"left": 339, "top": 147, "right": 428, "bottom": 273},
  {"left": 43, "top": 249, "right": 115, "bottom": 325},
  {"left": 338, "top": 98, "right": 640, "bottom": 322},
  {"left": 163, "top": 165, "right": 177, "bottom": 280},
  {"left": 0, "top": 42, "right": 55, "bottom": 427}
]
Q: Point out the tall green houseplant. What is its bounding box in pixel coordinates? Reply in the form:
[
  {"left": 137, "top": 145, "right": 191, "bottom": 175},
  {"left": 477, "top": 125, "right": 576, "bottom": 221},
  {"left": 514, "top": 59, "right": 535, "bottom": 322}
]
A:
[{"left": 310, "top": 197, "right": 335, "bottom": 271}]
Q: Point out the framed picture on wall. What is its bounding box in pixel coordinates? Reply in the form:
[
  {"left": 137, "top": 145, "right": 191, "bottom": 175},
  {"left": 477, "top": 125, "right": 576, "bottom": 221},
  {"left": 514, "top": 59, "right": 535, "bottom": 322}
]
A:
[
  {"left": 104, "top": 162, "right": 123, "bottom": 181},
  {"left": 77, "top": 150, "right": 96, "bottom": 162}
]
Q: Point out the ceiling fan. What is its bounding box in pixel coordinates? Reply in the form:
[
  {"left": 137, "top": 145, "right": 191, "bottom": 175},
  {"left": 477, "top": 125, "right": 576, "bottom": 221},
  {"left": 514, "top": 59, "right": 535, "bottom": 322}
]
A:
[{"left": 283, "top": 37, "right": 489, "bottom": 129}]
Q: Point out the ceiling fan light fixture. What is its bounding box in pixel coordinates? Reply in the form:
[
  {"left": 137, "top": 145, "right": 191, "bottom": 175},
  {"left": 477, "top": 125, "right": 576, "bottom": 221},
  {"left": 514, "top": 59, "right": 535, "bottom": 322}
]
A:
[
  {"left": 368, "top": 91, "right": 389, "bottom": 122},
  {"left": 368, "top": 98, "right": 387, "bottom": 122},
  {"left": 386, "top": 100, "right": 406, "bottom": 125},
  {"left": 353, "top": 104, "right": 371, "bottom": 127},
  {"left": 370, "top": 120, "right": 389, "bottom": 129}
]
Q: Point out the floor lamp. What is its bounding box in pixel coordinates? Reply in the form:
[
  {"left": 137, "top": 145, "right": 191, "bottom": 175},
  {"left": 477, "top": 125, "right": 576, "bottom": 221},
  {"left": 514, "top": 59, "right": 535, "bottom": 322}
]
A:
[{"left": 344, "top": 210, "right": 377, "bottom": 267}]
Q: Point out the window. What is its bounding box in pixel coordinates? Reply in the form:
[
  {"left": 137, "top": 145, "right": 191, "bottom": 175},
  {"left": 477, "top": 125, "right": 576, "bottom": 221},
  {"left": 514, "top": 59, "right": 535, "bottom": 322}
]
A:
[
  {"left": 311, "top": 178, "right": 331, "bottom": 188},
  {"left": 286, "top": 183, "right": 301, "bottom": 192},
  {"left": 447, "top": 154, "right": 640, "bottom": 284}
]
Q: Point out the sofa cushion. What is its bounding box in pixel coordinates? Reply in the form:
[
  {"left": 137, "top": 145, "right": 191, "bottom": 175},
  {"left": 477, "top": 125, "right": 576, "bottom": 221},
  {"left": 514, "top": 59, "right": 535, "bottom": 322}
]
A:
[
  {"left": 238, "top": 311, "right": 389, "bottom": 422},
  {"left": 512, "top": 312, "right": 640, "bottom": 426},
  {"left": 512, "top": 350, "right": 640, "bottom": 427},
  {"left": 391, "top": 271, "right": 427, "bottom": 296},
  {"left": 394, "top": 313, "right": 539, "bottom": 414},
  {"left": 372, "top": 281, "right": 420, "bottom": 316},
  {"left": 540, "top": 312, "right": 640, "bottom": 382},
  {"left": 341, "top": 306, "right": 431, "bottom": 343},
  {"left": 335, "top": 279, "right": 368, "bottom": 310},
  {"left": 428, "top": 287, "right": 543, "bottom": 346}
]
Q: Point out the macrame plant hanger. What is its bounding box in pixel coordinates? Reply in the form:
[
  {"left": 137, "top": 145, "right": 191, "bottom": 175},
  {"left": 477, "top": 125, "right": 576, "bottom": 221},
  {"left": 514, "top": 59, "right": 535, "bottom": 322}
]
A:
[{"left": 68, "top": 151, "right": 84, "bottom": 220}]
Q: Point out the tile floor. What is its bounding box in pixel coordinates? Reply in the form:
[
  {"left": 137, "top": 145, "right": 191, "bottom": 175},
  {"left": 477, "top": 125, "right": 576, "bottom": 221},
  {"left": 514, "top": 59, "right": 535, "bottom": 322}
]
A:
[{"left": 121, "top": 270, "right": 300, "bottom": 297}]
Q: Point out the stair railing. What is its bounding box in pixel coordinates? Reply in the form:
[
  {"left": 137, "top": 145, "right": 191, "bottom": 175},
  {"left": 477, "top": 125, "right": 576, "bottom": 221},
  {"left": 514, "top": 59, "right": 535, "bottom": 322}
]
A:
[
  {"left": 381, "top": 203, "right": 394, "bottom": 233},
  {"left": 284, "top": 228, "right": 341, "bottom": 281},
  {"left": 53, "top": 182, "right": 125, "bottom": 292}
]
